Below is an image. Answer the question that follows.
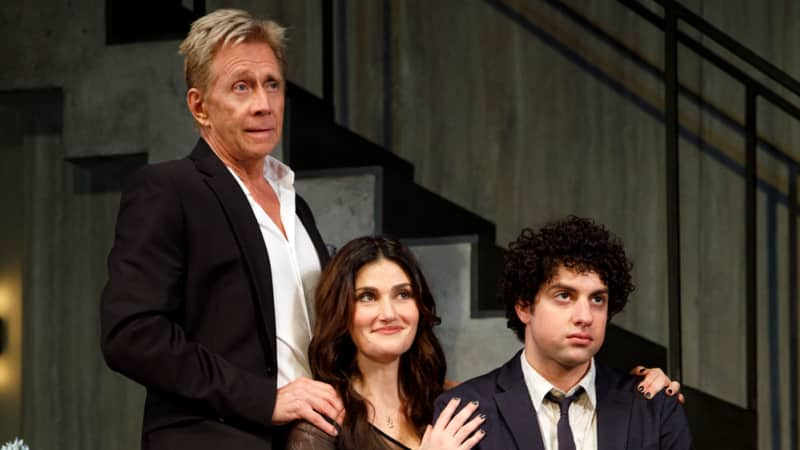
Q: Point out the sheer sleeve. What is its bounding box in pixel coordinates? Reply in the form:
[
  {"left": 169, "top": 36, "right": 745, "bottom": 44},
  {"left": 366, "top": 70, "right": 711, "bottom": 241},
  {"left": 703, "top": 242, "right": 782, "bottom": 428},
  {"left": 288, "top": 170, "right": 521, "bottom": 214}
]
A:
[{"left": 286, "top": 421, "right": 338, "bottom": 450}]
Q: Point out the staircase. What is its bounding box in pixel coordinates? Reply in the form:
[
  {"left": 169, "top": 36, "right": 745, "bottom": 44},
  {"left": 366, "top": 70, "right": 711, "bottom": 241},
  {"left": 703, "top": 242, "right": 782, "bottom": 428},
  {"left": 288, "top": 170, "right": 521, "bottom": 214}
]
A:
[
  {"left": 286, "top": 82, "right": 504, "bottom": 313},
  {"left": 284, "top": 81, "right": 755, "bottom": 450}
]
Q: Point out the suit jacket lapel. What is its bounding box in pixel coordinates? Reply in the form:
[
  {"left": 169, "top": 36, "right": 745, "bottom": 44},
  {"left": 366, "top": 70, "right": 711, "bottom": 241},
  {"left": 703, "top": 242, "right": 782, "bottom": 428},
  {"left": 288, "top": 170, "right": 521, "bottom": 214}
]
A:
[
  {"left": 495, "top": 351, "right": 546, "bottom": 450},
  {"left": 596, "top": 362, "right": 632, "bottom": 450},
  {"left": 189, "top": 139, "right": 277, "bottom": 360},
  {"left": 295, "top": 194, "right": 329, "bottom": 268}
]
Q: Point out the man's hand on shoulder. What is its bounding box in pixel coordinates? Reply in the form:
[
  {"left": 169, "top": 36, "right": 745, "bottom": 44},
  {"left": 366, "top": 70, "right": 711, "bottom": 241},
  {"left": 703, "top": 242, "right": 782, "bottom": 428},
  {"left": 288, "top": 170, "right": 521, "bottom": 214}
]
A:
[{"left": 272, "top": 377, "right": 344, "bottom": 437}]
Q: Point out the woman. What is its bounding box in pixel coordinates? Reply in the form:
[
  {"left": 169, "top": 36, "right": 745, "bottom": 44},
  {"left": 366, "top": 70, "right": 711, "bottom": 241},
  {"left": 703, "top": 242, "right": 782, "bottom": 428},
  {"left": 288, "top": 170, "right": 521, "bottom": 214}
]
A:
[
  {"left": 286, "top": 235, "right": 484, "bottom": 449},
  {"left": 286, "top": 236, "right": 681, "bottom": 449}
]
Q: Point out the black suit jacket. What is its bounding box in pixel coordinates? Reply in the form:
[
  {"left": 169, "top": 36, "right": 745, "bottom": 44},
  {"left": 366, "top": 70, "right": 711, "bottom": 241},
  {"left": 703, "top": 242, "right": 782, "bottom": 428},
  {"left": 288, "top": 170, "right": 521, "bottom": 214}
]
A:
[
  {"left": 434, "top": 351, "right": 693, "bottom": 450},
  {"left": 101, "top": 139, "right": 329, "bottom": 449}
]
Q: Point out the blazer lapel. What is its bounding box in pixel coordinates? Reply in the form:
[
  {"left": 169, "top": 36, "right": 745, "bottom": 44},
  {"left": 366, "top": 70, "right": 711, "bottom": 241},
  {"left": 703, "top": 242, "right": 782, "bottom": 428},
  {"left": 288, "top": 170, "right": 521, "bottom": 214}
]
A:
[
  {"left": 295, "top": 194, "right": 330, "bottom": 268},
  {"left": 596, "top": 362, "right": 633, "bottom": 450},
  {"left": 495, "top": 352, "right": 546, "bottom": 450},
  {"left": 189, "top": 139, "right": 277, "bottom": 360}
]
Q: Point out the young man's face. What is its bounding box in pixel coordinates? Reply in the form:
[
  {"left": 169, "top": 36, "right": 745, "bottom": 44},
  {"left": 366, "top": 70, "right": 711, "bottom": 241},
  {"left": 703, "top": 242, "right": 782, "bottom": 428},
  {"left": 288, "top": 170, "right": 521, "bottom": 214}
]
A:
[{"left": 516, "top": 265, "right": 609, "bottom": 376}]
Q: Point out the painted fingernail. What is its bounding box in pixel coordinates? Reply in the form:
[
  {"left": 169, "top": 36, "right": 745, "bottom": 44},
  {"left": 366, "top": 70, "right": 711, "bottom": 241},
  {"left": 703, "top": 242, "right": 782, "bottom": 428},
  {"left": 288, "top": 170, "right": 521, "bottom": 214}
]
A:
[
  {"left": 471, "top": 400, "right": 479, "bottom": 406},
  {"left": 645, "top": 392, "right": 653, "bottom": 399},
  {"left": 637, "top": 385, "right": 644, "bottom": 392},
  {"left": 451, "top": 397, "right": 461, "bottom": 403},
  {"left": 479, "top": 414, "right": 487, "bottom": 420},
  {"left": 479, "top": 429, "right": 486, "bottom": 435},
  {"left": 667, "top": 388, "right": 673, "bottom": 395},
  {"left": 638, "top": 367, "right": 646, "bottom": 374}
]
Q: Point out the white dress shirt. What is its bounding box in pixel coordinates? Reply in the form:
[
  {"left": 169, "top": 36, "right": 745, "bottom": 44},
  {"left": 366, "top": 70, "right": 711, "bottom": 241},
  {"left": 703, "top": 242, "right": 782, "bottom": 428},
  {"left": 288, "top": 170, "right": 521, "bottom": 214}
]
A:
[
  {"left": 227, "top": 156, "right": 321, "bottom": 388},
  {"left": 520, "top": 351, "right": 598, "bottom": 450}
]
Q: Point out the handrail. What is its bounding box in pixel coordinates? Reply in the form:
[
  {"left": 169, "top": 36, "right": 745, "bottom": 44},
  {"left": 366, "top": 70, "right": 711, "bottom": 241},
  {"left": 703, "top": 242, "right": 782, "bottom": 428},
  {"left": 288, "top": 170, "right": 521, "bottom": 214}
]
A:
[
  {"left": 540, "top": 0, "right": 800, "bottom": 174},
  {"left": 663, "top": 4, "right": 683, "bottom": 385},
  {"left": 322, "top": 0, "right": 333, "bottom": 105},
  {"left": 651, "top": 0, "right": 800, "bottom": 97},
  {"left": 791, "top": 168, "right": 799, "bottom": 450},
  {"left": 619, "top": 0, "right": 800, "bottom": 166},
  {"left": 620, "top": 2, "right": 800, "bottom": 438}
]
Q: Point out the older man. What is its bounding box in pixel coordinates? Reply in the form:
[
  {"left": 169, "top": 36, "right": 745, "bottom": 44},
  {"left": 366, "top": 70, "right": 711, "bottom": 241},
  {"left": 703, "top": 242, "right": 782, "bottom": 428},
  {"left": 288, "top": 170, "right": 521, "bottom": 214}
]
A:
[{"left": 101, "top": 9, "right": 342, "bottom": 449}]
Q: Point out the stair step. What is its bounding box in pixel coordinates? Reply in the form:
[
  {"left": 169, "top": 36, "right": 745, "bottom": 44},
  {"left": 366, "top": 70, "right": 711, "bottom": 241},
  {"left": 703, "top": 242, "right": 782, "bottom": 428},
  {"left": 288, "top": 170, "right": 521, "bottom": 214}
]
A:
[
  {"left": 296, "top": 166, "right": 497, "bottom": 252},
  {"left": 287, "top": 122, "right": 414, "bottom": 182},
  {"left": 286, "top": 83, "right": 414, "bottom": 182},
  {"left": 597, "top": 325, "right": 667, "bottom": 371},
  {"left": 407, "top": 236, "right": 521, "bottom": 381},
  {"left": 296, "top": 167, "right": 381, "bottom": 248},
  {"left": 683, "top": 386, "right": 756, "bottom": 450},
  {"left": 383, "top": 184, "right": 495, "bottom": 240},
  {"left": 287, "top": 82, "right": 334, "bottom": 123}
]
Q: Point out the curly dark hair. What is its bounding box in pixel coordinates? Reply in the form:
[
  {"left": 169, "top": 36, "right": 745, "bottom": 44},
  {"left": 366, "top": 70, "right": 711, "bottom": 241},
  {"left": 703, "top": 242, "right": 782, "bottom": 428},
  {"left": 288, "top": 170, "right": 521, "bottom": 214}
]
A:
[
  {"left": 309, "top": 235, "right": 446, "bottom": 449},
  {"left": 499, "top": 216, "right": 635, "bottom": 341}
]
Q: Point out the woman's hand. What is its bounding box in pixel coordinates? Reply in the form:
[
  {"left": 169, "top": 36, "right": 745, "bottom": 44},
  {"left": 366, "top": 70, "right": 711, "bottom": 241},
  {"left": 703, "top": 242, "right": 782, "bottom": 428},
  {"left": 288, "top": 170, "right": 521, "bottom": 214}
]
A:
[
  {"left": 631, "top": 366, "right": 684, "bottom": 404},
  {"left": 419, "top": 397, "right": 485, "bottom": 450}
]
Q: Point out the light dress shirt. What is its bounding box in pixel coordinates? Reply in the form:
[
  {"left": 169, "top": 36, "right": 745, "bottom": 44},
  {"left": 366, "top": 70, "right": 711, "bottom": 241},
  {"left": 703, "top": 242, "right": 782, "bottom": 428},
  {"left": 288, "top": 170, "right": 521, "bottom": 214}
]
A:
[
  {"left": 520, "top": 351, "right": 598, "bottom": 450},
  {"left": 227, "top": 156, "right": 321, "bottom": 388}
]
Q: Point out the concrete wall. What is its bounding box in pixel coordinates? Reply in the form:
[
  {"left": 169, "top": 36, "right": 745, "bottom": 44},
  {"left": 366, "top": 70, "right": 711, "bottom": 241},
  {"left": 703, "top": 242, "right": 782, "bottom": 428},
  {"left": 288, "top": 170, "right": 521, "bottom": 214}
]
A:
[
  {"left": 21, "top": 134, "right": 133, "bottom": 449},
  {"left": 1, "top": 0, "right": 798, "bottom": 448},
  {"left": 0, "top": 142, "right": 25, "bottom": 443}
]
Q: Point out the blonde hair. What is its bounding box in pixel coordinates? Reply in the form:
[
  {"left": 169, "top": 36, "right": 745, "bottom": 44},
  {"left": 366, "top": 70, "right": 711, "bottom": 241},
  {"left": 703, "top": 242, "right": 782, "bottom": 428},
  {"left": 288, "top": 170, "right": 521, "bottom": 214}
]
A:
[{"left": 178, "top": 9, "right": 287, "bottom": 92}]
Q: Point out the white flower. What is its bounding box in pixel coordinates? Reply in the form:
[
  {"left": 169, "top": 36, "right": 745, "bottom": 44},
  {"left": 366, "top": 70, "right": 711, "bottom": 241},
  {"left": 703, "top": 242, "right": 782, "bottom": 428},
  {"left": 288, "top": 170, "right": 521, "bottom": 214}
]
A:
[{"left": 1, "top": 438, "right": 29, "bottom": 450}]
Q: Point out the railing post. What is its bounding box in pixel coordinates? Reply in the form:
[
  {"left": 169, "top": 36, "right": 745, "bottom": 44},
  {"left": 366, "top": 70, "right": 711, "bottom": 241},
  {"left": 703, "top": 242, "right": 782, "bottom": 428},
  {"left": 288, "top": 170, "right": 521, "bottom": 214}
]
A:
[
  {"left": 382, "top": 0, "right": 393, "bottom": 150},
  {"left": 789, "top": 166, "right": 798, "bottom": 450},
  {"left": 664, "top": 0, "right": 683, "bottom": 382},
  {"left": 745, "top": 88, "right": 757, "bottom": 411},
  {"left": 322, "top": 0, "right": 334, "bottom": 106}
]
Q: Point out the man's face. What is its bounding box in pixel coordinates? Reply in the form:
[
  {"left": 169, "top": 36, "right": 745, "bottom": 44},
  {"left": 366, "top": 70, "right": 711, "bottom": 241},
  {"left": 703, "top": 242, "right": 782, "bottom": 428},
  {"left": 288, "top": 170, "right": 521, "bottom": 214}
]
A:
[
  {"left": 195, "top": 40, "right": 284, "bottom": 161},
  {"left": 516, "top": 265, "right": 608, "bottom": 375}
]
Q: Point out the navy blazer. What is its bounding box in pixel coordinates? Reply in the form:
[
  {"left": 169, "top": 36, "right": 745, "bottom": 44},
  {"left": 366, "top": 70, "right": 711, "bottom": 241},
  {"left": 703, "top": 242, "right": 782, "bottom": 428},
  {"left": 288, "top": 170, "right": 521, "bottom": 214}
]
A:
[
  {"left": 101, "top": 139, "right": 329, "bottom": 450},
  {"left": 435, "top": 350, "right": 693, "bottom": 450}
]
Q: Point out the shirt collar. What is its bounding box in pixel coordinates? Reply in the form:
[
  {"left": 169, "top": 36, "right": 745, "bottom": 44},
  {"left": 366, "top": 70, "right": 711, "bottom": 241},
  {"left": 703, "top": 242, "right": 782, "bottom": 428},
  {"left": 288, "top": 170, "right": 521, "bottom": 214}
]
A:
[
  {"left": 520, "top": 351, "right": 597, "bottom": 411},
  {"left": 224, "top": 156, "right": 295, "bottom": 202},
  {"left": 263, "top": 155, "right": 295, "bottom": 189}
]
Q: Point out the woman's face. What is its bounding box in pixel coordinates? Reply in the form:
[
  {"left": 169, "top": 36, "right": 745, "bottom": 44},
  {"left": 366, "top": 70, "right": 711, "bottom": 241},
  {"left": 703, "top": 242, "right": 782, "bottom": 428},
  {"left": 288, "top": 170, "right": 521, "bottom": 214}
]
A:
[{"left": 349, "top": 258, "right": 420, "bottom": 365}]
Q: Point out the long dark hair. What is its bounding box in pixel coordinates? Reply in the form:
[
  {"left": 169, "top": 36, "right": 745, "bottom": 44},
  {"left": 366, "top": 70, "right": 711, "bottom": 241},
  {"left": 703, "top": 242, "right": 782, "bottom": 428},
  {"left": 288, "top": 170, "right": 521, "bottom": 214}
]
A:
[{"left": 309, "top": 235, "right": 446, "bottom": 449}]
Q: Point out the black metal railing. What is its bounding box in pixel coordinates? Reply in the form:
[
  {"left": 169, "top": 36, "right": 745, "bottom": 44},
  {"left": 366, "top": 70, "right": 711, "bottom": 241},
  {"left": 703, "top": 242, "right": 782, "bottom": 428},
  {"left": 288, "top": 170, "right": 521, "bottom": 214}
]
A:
[
  {"left": 322, "top": 0, "right": 334, "bottom": 106},
  {"left": 620, "top": 0, "right": 800, "bottom": 445}
]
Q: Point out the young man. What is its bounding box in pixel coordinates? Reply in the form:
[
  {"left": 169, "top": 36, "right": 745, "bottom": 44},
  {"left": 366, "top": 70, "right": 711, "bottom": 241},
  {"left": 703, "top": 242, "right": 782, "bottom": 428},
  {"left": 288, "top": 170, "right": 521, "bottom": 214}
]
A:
[{"left": 434, "top": 216, "right": 692, "bottom": 449}]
